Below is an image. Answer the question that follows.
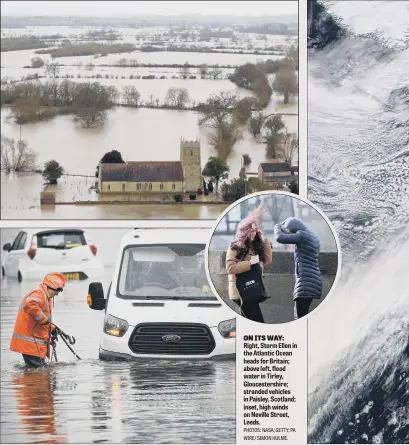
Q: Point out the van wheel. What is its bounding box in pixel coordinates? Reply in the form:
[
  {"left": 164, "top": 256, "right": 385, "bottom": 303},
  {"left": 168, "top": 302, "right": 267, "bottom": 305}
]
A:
[
  {"left": 17, "top": 271, "right": 23, "bottom": 282},
  {"left": 1, "top": 266, "right": 5, "bottom": 278}
]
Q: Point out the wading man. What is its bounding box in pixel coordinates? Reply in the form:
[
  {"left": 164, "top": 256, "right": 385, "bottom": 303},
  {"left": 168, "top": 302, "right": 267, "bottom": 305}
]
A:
[{"left": 10, "top": 273, "right": 66, "bottom": 368}]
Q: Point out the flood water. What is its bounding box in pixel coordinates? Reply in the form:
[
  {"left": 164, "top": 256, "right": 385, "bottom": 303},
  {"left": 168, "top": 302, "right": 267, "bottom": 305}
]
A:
[
  {"left": 0, "top": 172, "right": 229, "bottom": 220},
  {"left": 1, "top": 102, "right": 297, "bottom": 220},
  {"left": 0, "top": 228, "right": 236, "bottom": 444},
  {"left": 1, "top": 24, "right": 298, "bottom": 220},
  {"left": 1, "top": 105, "right": 297, "bottom": 177}
]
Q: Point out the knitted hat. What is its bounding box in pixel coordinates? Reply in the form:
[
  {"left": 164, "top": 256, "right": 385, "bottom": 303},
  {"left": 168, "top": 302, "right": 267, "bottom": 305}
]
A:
[{"left": 230, "top": 202, "right": 265, "bottom": 249}]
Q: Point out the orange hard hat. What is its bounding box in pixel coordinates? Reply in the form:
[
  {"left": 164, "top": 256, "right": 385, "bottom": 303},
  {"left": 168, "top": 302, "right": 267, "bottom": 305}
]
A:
[{"left": 43, "top": 272, "right": 66, "bottom": 290}]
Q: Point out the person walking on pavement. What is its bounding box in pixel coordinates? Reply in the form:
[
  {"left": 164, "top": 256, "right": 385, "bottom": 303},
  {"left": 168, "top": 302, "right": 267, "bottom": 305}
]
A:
[
  {"left": 226, "top": 204, "right": 272, "bottom": 323},
  {"left": 10, "top": 273, "right": 66, "bottom": 368},
  {"left": 274, "top": 217, "right": 322, "bottom": 319}
]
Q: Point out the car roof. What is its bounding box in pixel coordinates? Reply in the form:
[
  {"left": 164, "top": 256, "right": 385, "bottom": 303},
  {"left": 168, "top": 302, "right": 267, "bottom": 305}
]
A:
[
  {"left": 121, "top": 226, "right": 213, "bottom": 246},
  {"left": 17, "top": 228, "right": 86, "bottom": 235}
]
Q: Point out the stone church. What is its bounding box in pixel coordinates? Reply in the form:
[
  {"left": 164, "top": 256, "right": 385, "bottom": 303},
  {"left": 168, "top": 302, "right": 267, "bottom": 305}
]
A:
[{"left": 98, "top": 139, "right": 201, "bottom": 194}]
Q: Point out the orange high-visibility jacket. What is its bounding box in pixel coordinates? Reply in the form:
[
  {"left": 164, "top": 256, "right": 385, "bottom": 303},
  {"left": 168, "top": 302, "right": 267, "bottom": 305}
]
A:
[{"left": 10, "top": 284, "right": 52, "bottom": 358}]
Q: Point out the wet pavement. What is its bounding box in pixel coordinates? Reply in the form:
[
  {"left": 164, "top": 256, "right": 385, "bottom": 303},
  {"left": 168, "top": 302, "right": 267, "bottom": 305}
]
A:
[{"left": 0, "top": 246, "right": 235, "bottom": 443}]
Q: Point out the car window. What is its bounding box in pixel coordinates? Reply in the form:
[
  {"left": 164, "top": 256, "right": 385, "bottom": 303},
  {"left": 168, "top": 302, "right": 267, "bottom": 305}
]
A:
[
  {"left": 11, "top": 232, "right": 23, "bottom": 250},
  {"left": 37, "top": 231, "right": 86, "bottom": 249},
  {"left": 17, "top": 232, "right": 27, "bottom": 250}
]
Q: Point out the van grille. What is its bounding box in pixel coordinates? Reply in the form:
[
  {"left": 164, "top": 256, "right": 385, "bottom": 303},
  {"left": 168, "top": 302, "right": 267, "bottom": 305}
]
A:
[{"left": 128, "top": 323, "right": 215, "bottom": 355}]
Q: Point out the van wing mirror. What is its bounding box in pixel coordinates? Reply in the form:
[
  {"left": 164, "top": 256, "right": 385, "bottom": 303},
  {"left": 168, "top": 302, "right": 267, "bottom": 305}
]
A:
[
  {"left": 3, "top": 243, "right": 11, "bottom": 252},
  {"left": 87, "top": 282, "right": 106, "bottom": 310}
]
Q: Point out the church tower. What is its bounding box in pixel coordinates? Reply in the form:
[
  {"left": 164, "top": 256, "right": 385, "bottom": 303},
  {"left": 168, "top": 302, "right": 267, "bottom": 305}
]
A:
[{"left": 180, "top": 138, "right": 201, "bottom": 193}]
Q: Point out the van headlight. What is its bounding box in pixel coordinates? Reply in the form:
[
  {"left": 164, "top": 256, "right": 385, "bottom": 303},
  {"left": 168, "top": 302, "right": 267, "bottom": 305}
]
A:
[
  {"left": 218, "top": 318, "right": 236, "bottom": 338},
  {"left": 103, "top": 314, "right": 129, "bottom": 337}
]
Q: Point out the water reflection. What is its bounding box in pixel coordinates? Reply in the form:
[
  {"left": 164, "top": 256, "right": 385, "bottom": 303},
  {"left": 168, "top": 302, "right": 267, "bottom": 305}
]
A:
[
  {"left": 90, "top": 389, "right": 111, "bottom": 433},
  {"left": 12, "top": 369, "right": 66, "bottom": 444}
]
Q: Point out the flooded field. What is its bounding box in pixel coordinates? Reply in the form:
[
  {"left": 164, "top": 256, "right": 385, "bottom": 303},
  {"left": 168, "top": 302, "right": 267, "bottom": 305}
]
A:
[
  {"left": 1, "top": 22, "right": 298, "bottom": 220},
  {"left": 1, "top": 99, "right": 297, "bottom": 220},
  {"left": 0, "top": 228, "right": 236, "bottom": 444},
  {"left": 1, "top": 106, "right": 297, "bottom": 176},
  {"left": 1, "top": 48, "right": 282, "bottom": 71}
]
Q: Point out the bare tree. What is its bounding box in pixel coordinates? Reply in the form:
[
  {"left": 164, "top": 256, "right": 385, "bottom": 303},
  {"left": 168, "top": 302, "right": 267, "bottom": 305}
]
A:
[
  {"left": 117, "top": 58, "right": 128, "bottom": 67},
  {"left": 122, "top": 85, "right": 140, "bottom": 106},
  {"left": 196, "top": 90, "right": 238, "bottom": 127},
  {"left": 263, "top": 115, "right": 285, "bottom": 159},
  {"left": 1, "top": 135, "right": 38, "bottom": 172},
  {"left": 208, "top": 116, "right": 242, "bottom": 160},
  {"left": 272, "top": 68, "right": 298, "bottom": 104},
  {"left": 58, "top": 79, "right": 76, "bottom": 105},
  {"left": 248, "top": 112, "right": 264, "bottom": 137},
  {"left": 45, "top": 62, "right": 61, "bottom": 78},
  {"left": 199, "top": 63, "right": 208, "bottom": 79},
  {"left": 234, "top": 97, "right": 257, "bottom": 123},
  {"left": 165, "top": 87, "right": 190, "bottom": 108},
  {"left": 10, "top": 96, "right": 44, "bottom": 124},
  {"left": 84, "top": 62, "right": 95, "bottom": 71},
  {"left": 179, "top": 63, "right": 190, "bottom": 79},
  {"left": 282, "top": 127, "right": 298, "bottom": 165},
  {"left": 209, "top": 65, "right": 223, "bottom": 80},
  {"left": 73, "top": 82, "right": 116, "bottom": 127}
]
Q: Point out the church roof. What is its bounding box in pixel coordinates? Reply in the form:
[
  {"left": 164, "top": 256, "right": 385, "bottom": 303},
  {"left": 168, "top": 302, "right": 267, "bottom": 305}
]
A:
[{"left": 100, "top": 162, "right": 184, "bottom": 182}]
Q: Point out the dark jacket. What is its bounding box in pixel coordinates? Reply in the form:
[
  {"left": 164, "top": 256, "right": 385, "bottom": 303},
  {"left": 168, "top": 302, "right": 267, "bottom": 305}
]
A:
[{"left": 274, "top": 217, "right": 322, "bottom": 300}]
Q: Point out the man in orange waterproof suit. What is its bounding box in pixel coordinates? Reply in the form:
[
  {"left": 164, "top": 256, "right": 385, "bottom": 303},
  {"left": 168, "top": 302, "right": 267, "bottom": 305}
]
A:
[{"left": 10, "top": 272, "right": 66, "bottom": 368}]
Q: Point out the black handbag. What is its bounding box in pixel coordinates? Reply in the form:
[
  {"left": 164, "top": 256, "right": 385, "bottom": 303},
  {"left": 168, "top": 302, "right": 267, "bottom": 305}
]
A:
[{"left": 235, "top": 263, "right": 268, "bottom": 304}]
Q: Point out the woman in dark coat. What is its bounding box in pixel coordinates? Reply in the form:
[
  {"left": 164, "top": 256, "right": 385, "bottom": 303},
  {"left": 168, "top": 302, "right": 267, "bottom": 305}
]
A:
[{"left": 274, "top": 217, "right": 322, "bottom": 319}]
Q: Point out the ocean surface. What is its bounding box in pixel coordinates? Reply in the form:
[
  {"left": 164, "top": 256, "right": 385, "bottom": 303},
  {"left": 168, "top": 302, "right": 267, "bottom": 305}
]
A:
[{"left": 307, "top": 1, "right": 409, "bottom": 443}]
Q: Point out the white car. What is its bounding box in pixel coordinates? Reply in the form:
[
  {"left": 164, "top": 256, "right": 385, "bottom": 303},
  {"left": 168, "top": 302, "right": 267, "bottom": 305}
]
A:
[
  {"left": 2, "top": 229, "right": 104, "bottom": 282},
  {"left": 87, "top": 227, "right": 236, "bottom": 361}
]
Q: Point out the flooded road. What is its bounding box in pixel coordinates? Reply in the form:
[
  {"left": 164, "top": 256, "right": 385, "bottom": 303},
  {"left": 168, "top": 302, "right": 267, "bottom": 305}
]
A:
[{"left": 0, "top": 228, "right": 236, "bottom": 444}]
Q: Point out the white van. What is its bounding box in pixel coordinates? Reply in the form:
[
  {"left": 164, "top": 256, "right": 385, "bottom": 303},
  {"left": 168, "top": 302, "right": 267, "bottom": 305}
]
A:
[{"left": 87, "top": 227, "right": 236, "bottom": 360}]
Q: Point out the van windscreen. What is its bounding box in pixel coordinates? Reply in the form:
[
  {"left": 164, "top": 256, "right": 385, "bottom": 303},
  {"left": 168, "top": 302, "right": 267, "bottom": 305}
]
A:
[{"left": 117, "top": 244, "right": 215, "bottom": 299}]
